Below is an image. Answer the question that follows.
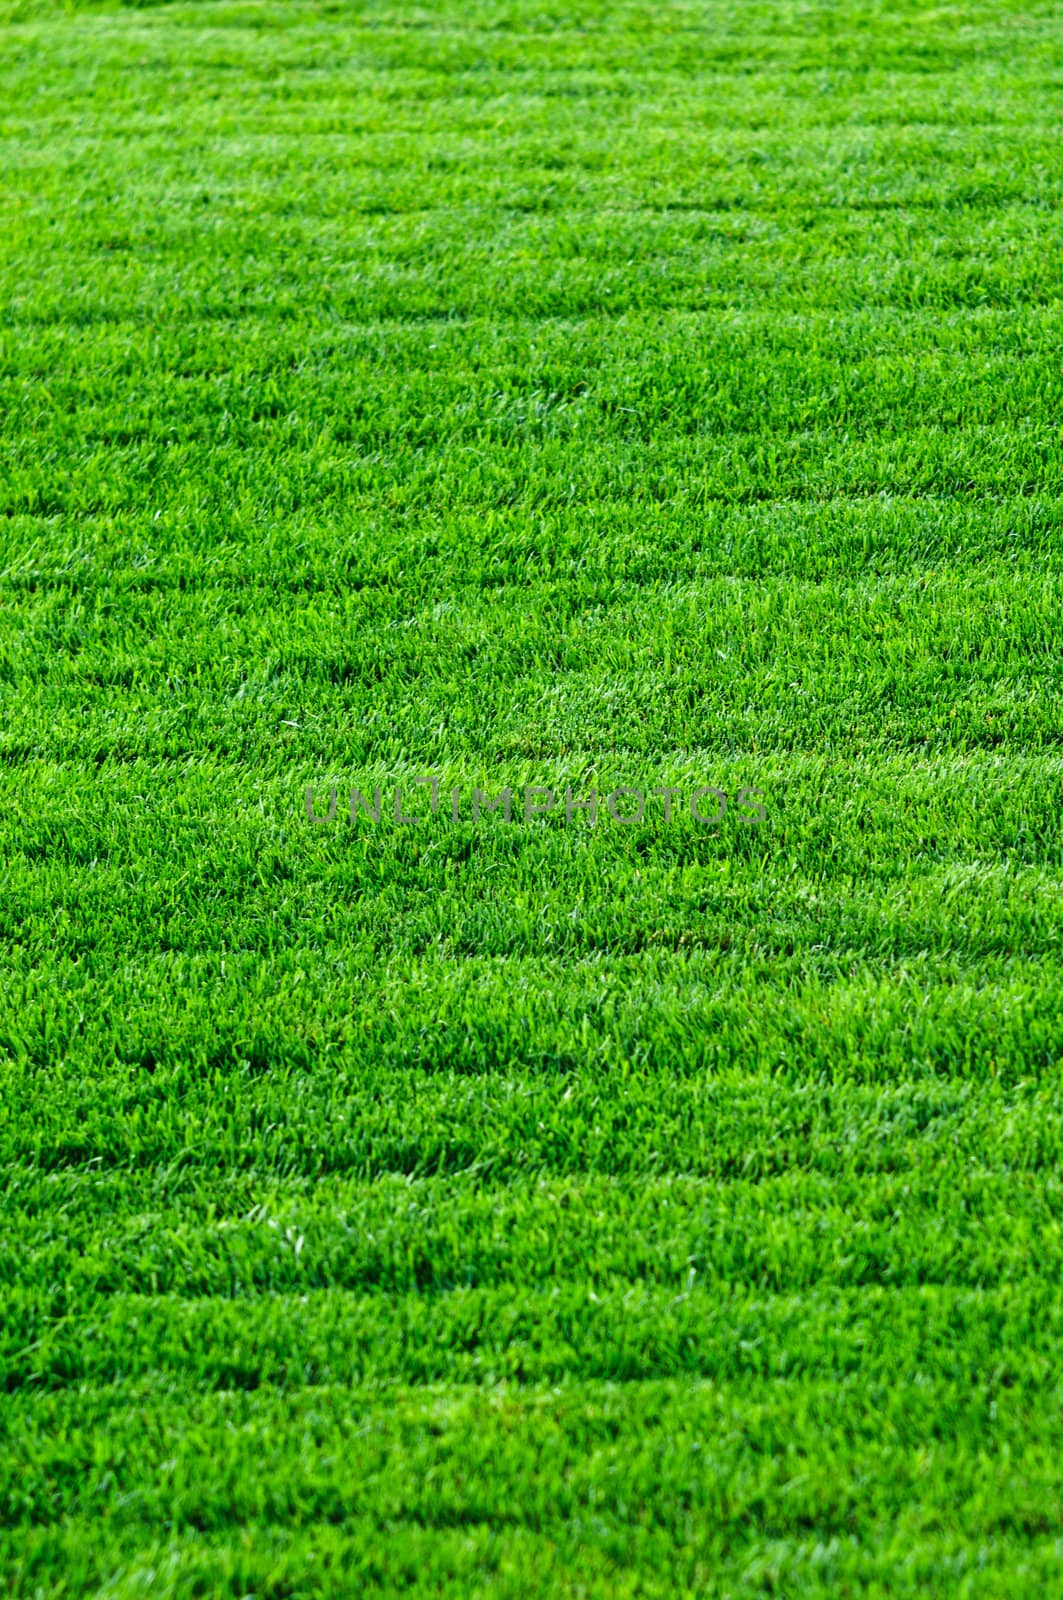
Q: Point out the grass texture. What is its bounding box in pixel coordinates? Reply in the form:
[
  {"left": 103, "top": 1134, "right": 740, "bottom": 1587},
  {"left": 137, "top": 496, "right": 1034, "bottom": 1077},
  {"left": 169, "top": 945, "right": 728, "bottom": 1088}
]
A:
[{"left": 2, "top": 0, "right": 1062, "bottom": 1594}]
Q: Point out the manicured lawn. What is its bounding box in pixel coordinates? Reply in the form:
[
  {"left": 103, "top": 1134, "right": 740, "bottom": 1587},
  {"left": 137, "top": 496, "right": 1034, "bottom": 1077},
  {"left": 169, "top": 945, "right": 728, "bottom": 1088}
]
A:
[{"left": 1, "top": 1, "right": 1061, "bottom": 1593}]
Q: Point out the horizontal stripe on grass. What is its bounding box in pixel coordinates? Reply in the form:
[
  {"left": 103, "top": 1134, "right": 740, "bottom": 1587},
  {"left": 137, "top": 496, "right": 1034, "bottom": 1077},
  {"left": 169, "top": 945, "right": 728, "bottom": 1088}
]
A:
[
  {"left": 5, "top": 1521, "right": 1059, "bottom": 1600},
  {"left": 3, "top": 1376, "right": 1060, "bottom": 1545},
  {"left": 2, "top": 1052, "right": 1058, "bottom": 1172},
  {"left": 5, "top": 1280, "right": 1061, "bottom": 1392},
  {"left": 3, "top": 1164, "right": 1062, "bottom": 1302}
]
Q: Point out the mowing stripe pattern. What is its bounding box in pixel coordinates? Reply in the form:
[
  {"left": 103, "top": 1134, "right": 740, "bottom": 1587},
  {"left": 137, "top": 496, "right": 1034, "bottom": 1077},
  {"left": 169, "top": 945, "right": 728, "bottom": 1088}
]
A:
[{"left": 1, "top": 1, "right": 1062, "bottom": 1595}]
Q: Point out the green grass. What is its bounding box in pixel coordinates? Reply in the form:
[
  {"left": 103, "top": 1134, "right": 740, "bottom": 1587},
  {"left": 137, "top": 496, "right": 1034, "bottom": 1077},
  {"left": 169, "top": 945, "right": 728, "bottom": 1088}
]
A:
[{"left": 2, "top": 0, "right": 1062, "bottom": 1594}]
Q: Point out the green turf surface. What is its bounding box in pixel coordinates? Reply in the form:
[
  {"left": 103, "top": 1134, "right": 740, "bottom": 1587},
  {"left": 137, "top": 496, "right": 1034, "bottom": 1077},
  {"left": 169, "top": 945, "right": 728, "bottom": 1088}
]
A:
[{"left": 2, "top": 0, "right": 1062, "bottom": 1594}]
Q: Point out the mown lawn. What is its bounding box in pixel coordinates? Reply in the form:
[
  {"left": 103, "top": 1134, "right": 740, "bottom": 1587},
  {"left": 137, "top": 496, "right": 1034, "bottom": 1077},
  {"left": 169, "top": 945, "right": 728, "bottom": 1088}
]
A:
[{"left": 1, "top": 0, "right": 1062, "bottom": 1594}]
